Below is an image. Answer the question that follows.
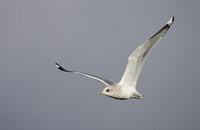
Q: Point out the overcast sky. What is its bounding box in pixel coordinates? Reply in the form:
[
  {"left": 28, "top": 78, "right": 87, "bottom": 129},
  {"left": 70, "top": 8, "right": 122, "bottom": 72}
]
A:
[{"left": 1, "top": 0, "right": 200, "bottom": 130}]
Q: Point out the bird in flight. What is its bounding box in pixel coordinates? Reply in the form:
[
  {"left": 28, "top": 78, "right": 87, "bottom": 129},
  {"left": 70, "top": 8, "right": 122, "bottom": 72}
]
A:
[{"left": 56, "top": 16, "right": 175, "bottom": 100}]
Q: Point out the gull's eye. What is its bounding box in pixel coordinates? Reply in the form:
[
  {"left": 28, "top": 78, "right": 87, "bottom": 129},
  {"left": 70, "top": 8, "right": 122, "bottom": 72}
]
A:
[{"left": 106, "top": 89, "right": 110, "bottom": 92}]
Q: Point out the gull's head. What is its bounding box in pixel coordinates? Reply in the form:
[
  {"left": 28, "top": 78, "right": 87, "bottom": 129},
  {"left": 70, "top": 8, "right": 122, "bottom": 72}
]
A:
[
  {"left": 99, "top": 86, "right": 114, "bottom": 96},
  {"left": 98, "top": 85, "right": 121, "bottom": 99},
  {"left": 98, "top": 84, "right": 129, "bottom": 100}
]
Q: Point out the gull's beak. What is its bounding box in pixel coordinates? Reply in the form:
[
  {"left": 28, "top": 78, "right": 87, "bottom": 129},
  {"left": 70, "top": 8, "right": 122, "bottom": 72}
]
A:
[{"left": 98, "top": 92, "right": 104, "bottom": 95}]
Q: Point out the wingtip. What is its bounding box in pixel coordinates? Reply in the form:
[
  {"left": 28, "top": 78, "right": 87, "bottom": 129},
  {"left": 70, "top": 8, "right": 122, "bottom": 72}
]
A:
[
  {"left": 55, "top": 63, "right": 59, "bottom": 67},
  {"left": 55, "top": 63, "right": 71, "bottom": 72},
  {"left": 167, "top": 16, "right": 175, "bottom": 26},
  {"left": 55, "top": 63, "right": 62, "bottom": 69}
]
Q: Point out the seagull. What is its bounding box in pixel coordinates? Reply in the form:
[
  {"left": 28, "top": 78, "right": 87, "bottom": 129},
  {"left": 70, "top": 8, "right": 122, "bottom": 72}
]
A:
[{"left": 55, "top": 16, "right": 175, "bottom": 100}]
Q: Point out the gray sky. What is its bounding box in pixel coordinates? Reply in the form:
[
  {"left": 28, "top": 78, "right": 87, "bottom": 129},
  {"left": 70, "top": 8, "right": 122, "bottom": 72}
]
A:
[{"left": 1, "top": 0, "right": 200, "bottom": 130}]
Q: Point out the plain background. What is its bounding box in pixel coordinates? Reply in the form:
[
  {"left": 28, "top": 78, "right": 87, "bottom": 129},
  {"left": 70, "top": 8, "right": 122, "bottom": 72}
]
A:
[{"left": 1, "top": 0, "right": 200, "bottom": 130}]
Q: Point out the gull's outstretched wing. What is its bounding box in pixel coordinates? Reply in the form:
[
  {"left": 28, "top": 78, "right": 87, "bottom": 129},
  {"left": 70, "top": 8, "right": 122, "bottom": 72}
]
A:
[
  {"left": 119, "top": 16, "right": 175, "bottom": 88},
  {"left": 55, "top": 63, "right": 113, "bottom": 86}
]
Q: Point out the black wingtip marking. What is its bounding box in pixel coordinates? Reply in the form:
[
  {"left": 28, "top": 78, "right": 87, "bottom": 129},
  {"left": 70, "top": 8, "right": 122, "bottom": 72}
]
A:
[
  {"left": 55, "top": 63, "right": 73, "bottom": 72},
  {"left": 55, "top": 63, "right": 59, "bottom": 66},
  {"left": 171, "top": 16, "right": 175, "bottom": 23},
  {"left": 167, "top": 16, "right": 175, "bottom": 26},
  {"left": 55, "top": 63, "right": 60, "bottom": 68},
  {"left": 55, "top": 63, "right": 65, "bottom": 71},
  {"left": 172, "top": 16, "right": 175, "bottom": 22},
  {"left": 149, "top": 16, "right": 175, "bottom": 39}
]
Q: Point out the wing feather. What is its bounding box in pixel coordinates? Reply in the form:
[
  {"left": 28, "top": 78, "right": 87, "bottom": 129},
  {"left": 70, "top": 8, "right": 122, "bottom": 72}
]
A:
[
  {"left": 55, "top": 63, "right": 113, "bottom": 86},
  {"left": 119, "top": 16, "right": 175, "bottom": 87}
]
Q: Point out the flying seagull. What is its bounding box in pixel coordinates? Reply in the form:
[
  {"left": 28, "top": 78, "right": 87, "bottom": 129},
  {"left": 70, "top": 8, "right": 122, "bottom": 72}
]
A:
[{"left": 56, "top": 16, "right": 175, "bottom": 100}]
